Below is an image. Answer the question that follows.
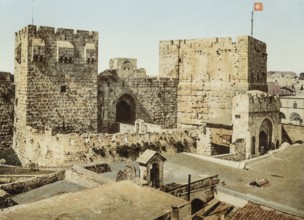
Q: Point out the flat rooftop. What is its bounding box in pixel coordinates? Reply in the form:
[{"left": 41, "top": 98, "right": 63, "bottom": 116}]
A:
[
  {"left": 1, "top": 144, "right": 303, "bottom": 219},
  {"left": 12, "top": 180, "right": 86, "bottom": 204},
  {"left": 0, "top": 181, "right": 189, "bottom": 220},
  {"left": 163, "top": 144, "right": 304, "bottom": 215}
]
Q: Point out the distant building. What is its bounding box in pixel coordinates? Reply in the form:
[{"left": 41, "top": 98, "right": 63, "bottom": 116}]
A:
[
  {"left": 268, "top": 71, "right": 297, "bottom": 87},
  {"left": 268, "top": 82, "right": 295, "bottom": 96},
  {"left": 280, "top": 96, "right": 304, "bottom": 125}
]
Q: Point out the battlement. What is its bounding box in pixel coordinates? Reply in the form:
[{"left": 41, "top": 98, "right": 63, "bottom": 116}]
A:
[
  {"left": 160, "top": 36, "right": 244, "bottom": 48},
  {"left": 16, "top": 25, "right": 98, "bottom": 39},
  {"left": 237, "top": 90, "right": 279, "bottom": 101},
  {"left": 234, "top": 91, "right": 280, "bottom": 113}
]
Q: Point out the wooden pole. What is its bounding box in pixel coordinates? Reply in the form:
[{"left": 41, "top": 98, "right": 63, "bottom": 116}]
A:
[{"left": 187, "top": 174, "right": 191, "bottom": 201}]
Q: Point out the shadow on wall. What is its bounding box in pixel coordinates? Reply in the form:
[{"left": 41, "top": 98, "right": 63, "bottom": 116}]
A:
[
  {"left": 0, "top": 148, "right": 21, "bottom": 166},
  {"left": 282, "top": 126, "right": 292, "bottom": 144},
  {"left": 282, "top": 124, "right": 304, "bottom": 144}
]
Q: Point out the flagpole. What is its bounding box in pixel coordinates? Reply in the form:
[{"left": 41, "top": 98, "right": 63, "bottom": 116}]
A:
[
  {"left": 251, "top": 0, "right": 254, "bottom": 36},
  {"left": 251, "top": 10, "right": 254, "bottom": 36},
  {"left": 32, "top": 0, "right": 34, "bottom": 25}
]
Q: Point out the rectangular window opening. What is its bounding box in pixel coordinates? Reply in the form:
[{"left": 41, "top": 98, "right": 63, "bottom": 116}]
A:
[{"left": 61, "top": 85, "right": 67, "bottom": 93}]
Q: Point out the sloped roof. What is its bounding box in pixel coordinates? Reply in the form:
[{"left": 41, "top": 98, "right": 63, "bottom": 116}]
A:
[
  {"left": 230, "top": 202, "right": 301, "bottom": 220},
  {"left": 136, "top": 149, "right": 166, "bottom": 165}
]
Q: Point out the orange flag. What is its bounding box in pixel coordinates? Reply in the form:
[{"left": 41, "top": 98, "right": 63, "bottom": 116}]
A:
[{"left": 254, "top": 2, "right": 263, "bottom": 11}]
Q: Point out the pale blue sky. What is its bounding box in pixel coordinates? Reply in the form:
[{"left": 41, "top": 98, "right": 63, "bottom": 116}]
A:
[{"left": 0, "top": 0, "right": 303, "bottom": 75}]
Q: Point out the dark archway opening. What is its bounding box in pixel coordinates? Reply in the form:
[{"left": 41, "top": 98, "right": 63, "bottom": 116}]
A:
[
  {"left": 259, "top": 118, "right": 273, "bottom": 155},
  {"left": 251, "top": 136, "right": 256, "bottom": 155},
  {"left": 191, "top": 198, "right": 204, "bottom": 214},
  {"left": 116, "top": 101, "right": 131, "bottom": 122},
  {"left": 259, "top": 130, "right": 268, "bottom": 154},
  {"left": 276, "top": 140, "right": 280, "bottom": 149},
  {"left": 150, "top": 163, "right": 160, "bottom": 188},
  {"left": 116, "top": 94, "right": 136, "bottom": 124},
  {"left": 279, "top": 112, "right": 286, "bottom": 119},
  {"left": 290, "top": 112, "right": 302, "bottom": 124}
]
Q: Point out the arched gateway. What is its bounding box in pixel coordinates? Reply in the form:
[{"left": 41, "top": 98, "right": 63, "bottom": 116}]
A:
[
  {"left": 258, "top": 118, "right": 273, "bottom": 154},
  {"left": 116, "top": 94, "right": 136, "bottom": 124}
]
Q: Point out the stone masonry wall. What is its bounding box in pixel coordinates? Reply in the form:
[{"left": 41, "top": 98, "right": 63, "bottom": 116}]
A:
[
  {"left": 0, "top": 72, "right": 14, "bottom": 149},
  {"left": 0, "top": 72, "right": 19, "bottom": 165},
  {"left": 0, "top": 171, "right": 64, "bottom": 195},
  {"left": 159, "top": 36, "right": 267, "bottom": 126},
  {"left": 98, "top": 71, "right": 178, "bottom": 133},
  {"left": 14, "top": 27, "right": 29, "bottom": 162},
  {"left": 22, "top": 126, "right": 196, "bottom": 167},
  {"left": 14, "top": 25, "right": 98, "bottom": 165}
]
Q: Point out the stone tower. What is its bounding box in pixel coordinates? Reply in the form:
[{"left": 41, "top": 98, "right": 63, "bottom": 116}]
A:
[
  {"left": 159, "top": 36, "right": 268, "bottom": 127},
  {"left": 14, "top": 25, "right": 98, "bottom": 164},
  {"left": 108, "top": 58, "right": 147, "bottom": 78}
]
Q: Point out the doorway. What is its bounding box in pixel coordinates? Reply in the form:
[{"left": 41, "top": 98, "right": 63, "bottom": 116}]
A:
[
  {"left": 258, "top": 119, "right": 273, "bottom": 154},
  {"left": 116, "top": 94, "right": 136, "bottom": 124},
  {"left": 150, "top": 163, "right": 160, "bottom": 188}
]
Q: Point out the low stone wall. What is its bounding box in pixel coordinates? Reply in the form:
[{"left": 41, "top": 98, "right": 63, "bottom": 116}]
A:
[
  {"left": 119, "top": 123, "right": 135, "bottom": 134},
  {"left": 185, "top": 153, "right": 245, "bottom": 169},
  {"left": 282, "top": 124, "right": 304, "bottom": 143},
  {"left": 0, "top": 171, "right": 64, "bottom": 195},
  {"left": 20, "top": 126, "right": 197, "bottom": 167},
  {"left": 65, "top": 165, "right": 112, "bottom": 188},
  {"left": 0, "top": 165, "right": 55, "bottom": 175},
  {"left": 117, "top": 121, "right": 164, "bottom": 134}
]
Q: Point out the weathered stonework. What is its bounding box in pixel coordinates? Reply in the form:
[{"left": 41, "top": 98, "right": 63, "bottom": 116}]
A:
[
  {"left": 109, "top": 57, "right": 147, "bottom": 78},
  {"left": 98, "top": 60, "right": 178, "bottom": 133},
  {"left": 159, "top": 36, "right": 267, "bottom": 126},
  {"left": 0, "top": 72, "right": 14, "bottom": 149},
  {"left": 21, "top": 125, "right": 196, "bottom": 167},
  {"left": 14, "top": 25, "right": 98, "bottom": 165},
  {"left": 232, "top": 90, "right": 281, "bottom": 158}
]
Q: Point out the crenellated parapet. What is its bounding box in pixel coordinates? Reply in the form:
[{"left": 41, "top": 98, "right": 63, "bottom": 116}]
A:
[
  {"left": 16, "top": 25, "right": 98, "bottom": 39},
  {"left": 15, "top": 25, "right": 98, "bottom": 67},
  {"left": 235, "top": 90, "right": 280, "bottom": 113}
]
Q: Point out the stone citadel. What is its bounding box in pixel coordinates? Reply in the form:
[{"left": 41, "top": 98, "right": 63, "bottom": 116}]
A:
[
  {"left": 0, "top": 25, "right": 284, "bottom": 167},
  {"left": 1, "top": 24, "right": 304, "bottom": 220}
]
